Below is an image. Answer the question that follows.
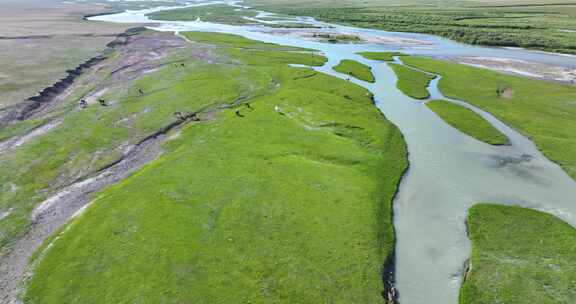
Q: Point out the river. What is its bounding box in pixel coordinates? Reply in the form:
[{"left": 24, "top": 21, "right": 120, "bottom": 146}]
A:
[{"left": 89, "top": 2, "right": 576, "bottom": 303}]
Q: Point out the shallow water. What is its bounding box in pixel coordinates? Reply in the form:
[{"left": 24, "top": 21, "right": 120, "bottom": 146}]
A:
[{"left": 89, "top": 3, "right": 576, "bottom": 303}]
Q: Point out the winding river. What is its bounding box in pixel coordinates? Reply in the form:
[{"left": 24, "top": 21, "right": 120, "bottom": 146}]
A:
[{"left": 89, "top": 2, "right": 576, "bottom": 303}]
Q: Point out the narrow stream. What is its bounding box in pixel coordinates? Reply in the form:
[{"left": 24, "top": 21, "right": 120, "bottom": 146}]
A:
[{"left": 88, "top": 3, "right": 576, "bottom": 303}]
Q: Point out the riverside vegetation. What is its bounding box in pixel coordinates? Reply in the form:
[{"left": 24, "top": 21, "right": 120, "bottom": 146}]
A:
[
  {"left": 388, "top": 63, "right": 434, "bottom": 100},
  {"left": 333, "top": 59, "right": 375, "bottom": 83},
  {"left": 427, "top": 100, "right": 508, "bottom": 146},
  {"left": 22, "top": 32, "right": 407, "bottom": 303},
  {"left": 147, "top": 4, "right": 322, "bottom": 29},
  {"left": 148, "top": 4, "right": 258, "bottom": 25},
  {"left": 358, "top": 52, "right": 406, "bottom": 62},
  {"left": 246, "top": 0, "right": 576, "bottom": 55},
  {"left": 463, "top": 204, "right": 576, "bottom": 304},
  {"left": 3, "top": 1, "right": 576, "bottom": 303},
  {"left": 402, "top": 56, "right": 576, "bottom": 180}
]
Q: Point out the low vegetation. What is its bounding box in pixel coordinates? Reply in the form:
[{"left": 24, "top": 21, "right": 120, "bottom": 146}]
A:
[
  {"left": 311, "top": 33, "right": 361, "bottom": 44},
  {"left": 333, "top": 59, "right": 375, "bottom": 83},
  {"left": 147, "top": 4, "right": 258, "bottom": 25},
  {"left": 24, "top": 32, "right": 407, "bottom": 303},
  {"left": 427, "top": 100, "right": 508, "bottom": 145},
  {"left": 179, "top": 31, "right": 312, "bottom": 52},
  {"left": 246, "top": 0, "right": 576, "bottom": 54},
  {"left": 358, "top": 52, "right": 405, "bottom": 62},
  {"left": 0, "top": 31, "right": 231, "bottom": 253},
  {"left": 462, "top": 203, "right": 576, "bottom": 303},
  {"left": 389, "top": 63, "right": 434, "bottom": 99},
  {"left": 403, "top": 56, "right": 576, "bottom": 180},
  {"left": 145, "top": 3, "right": 329, "bottom": 30},
  {"left": 143, "top": 2, "right": 327, "bottom": 30}
]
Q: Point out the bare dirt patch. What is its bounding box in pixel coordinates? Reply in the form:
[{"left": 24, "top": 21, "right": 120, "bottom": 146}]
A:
[
  {"left": 0, "top": 29, "right": 222, "bottom": 304},
  {"left": 0, "top": 0, "right": 131, "bottom": 110},
  {"left": 450, "top": 56, "right": 576, "bottom": 84},
  {"left": 257, "top": 28, "right": 432, "bottom": 46},
  {"left": 0, "top": 119, "right": 62, "bottom": 155},
  {"left": 500, "top": 88, "right": 514, "bottom": 99},
  {"left": 0, "top": 130, "right": 166, "bottom": 304}
]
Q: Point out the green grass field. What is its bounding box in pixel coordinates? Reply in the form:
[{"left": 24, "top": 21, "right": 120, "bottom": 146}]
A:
[
  {"left": 246, "top": 0, "right": 576, "bottom": 54},
  {"left": 147, "top": 4, "right": 258, "bottom": 25},
  {"left": 462, "top": 204, "right": 576, "bottom": 303},
  {"left": 0, "top": 31, "right": 324, "bottom": 255},
  {"left": 427, "top": 100, "right": 508, "bottom": 145},
  {"left": 178, "top": 31, "right": 312, "bottom": 52},
  {"left": 389, "top": 63, "right": 434, "bottom": 99},
  {"left": 333, "top": 59, "right": 375, "bottom": 83},
  {"left": 358, "top": 52, "right": 405, "bottom": 62},
  {"left": 23, "top": 32, "right": 407, "bottom": 303},
  {"left": 146, "top": 4, "right": 322, "bottom": 29},
  {"left": 403, "top": 56, "right": 576, "bottom": 180}
]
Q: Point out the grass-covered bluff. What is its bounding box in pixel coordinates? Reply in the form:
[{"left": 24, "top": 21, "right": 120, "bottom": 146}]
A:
[
  {"left": 333, "top": 59, "right": 375, "bottom": 83},
  {"left": 403, "top": 56, "right": 576, "bottom": 180},
  {"left": 24, "top": 32, "right": 407, "bottom": 303},
  {"left": 463, "top": 204, "right": 576, "bottom": 304},
  {"left": 427, "top": 100, "right": 508, "bottom": 146}
]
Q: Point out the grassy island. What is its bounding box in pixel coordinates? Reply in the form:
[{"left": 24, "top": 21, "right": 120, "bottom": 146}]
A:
[
  {"left": 427, "top": 100, "right": 508, "bottom": 145},
  {"left": 389, "top": 63, "right": 434, "bottom": 99},
  {"left": 333, "top": 59, "right": 376, "bottom": 83},
  {"left": 358, "top": 52, "right": 406, "bottom": 62}
]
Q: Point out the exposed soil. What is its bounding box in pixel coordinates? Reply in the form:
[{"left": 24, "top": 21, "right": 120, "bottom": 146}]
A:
[
  {"left": 15, "top": 56, "right": 108, "bottom": 121},
  {"left": 0, "top": 29, "right": 219, "bottom": 304},
  {"left": 500, "top": 88, "right": 514, "bottom": 99},
  {"left": 0, "top": 27, "right": 195, "bottom": 128},
  {"left": 0, "top": 127, "right": 167, "bottom": 304},
  {"left": 0, "top": 119, "right": 62, "bottom": 155},
  {"left": 258, "top": 28, "right": 432, "bottom": 46},
  {"left": 461, "top": 258, "right": 472, "bottom": 286},
  {"left": 0, "top": 0, "right": 130, "bottom": 110},
  {"left": 450, "top": 56, "right": 576, "bottom": 84}
]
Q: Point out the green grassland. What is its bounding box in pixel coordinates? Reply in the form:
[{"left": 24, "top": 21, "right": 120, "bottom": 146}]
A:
[
  {"left": 0, "top": 31, "right": 325, "bottom": 255},
  {"left": 333, "top": 59, "right": 375, "bottom": 83},
  {"left": 358, "top": 52, "right": 406, "bottom": 62},
  {"left": 179, "top": 31, "right": 314, "bottom": 52},
  {"left": 147, "top": 4, "right": 258, "bottom": 25},
  {"left": 427, "top": 100, "right": 508, "bottom": 145},
  {"left": 246, "top": 0, "right": 576, "bottom": 54},
  {"left": 146, "top": 4, "right": 321, "bottom": 29},
  {"left": 462, "top": 203, "right": 576, "bottom": 303},
  {"left": 389, "top": 63, "right": 434, "bottom": 99},
  {"left": 23, "top": 32, "right": 407, "bottom": 303},
  {"left": 402, "top": 56, "right": 576, "bottom": 180}
]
